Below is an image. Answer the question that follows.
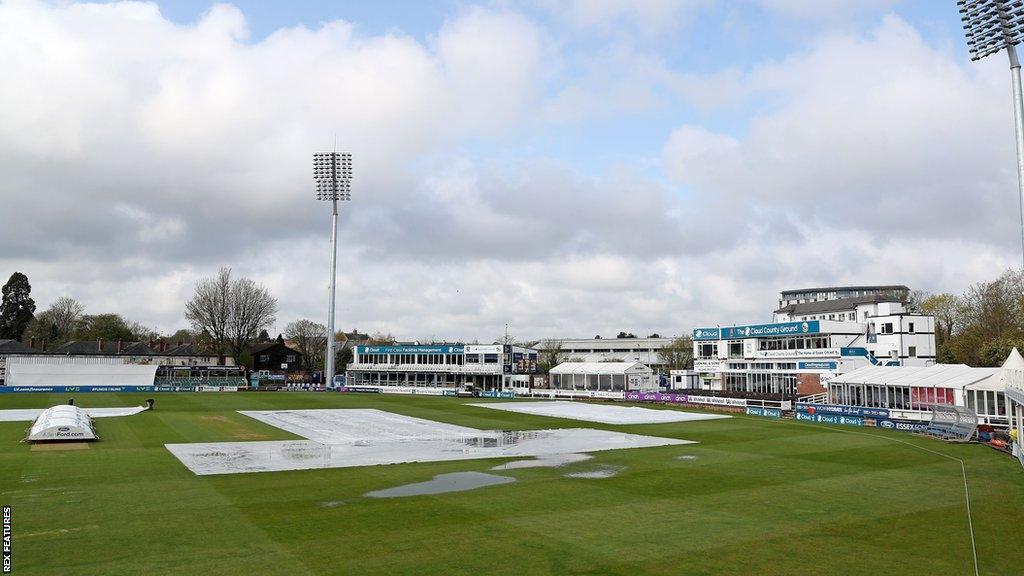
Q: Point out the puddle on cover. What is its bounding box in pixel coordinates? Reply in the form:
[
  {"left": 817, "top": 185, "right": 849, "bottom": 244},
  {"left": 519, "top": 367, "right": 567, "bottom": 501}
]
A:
[
  {"left": 365, "top": 472, "right": 516, "bottom": 498},
  {"left": 319, "top": 500, "right": 347, "bottom": 508},
  {"left": 675, "top": 455, "right": 698, "bottom": 461},
  {"left": 490, "top": 453, "right": 593, "bottom": 470},
  {"left": 564, "top": 465, "right": 625, "bottom": 479}
]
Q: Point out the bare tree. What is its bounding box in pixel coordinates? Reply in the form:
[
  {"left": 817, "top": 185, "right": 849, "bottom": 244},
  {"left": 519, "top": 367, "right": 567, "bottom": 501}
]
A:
[
  {"left": 127, "top": 320, "right": 159, "bottom": 342},
  {"left": 658, "top": 336, "right": 694, "bottom": 370},
  {"left": 48, "top": 296, "right": 85, "bottom": 339},
  {"left": 904, "top": 289, "right": 929, "bottom": 312},
  {"left": 185, "top": 268, "right": 232, "bottom": 355},
  {"left": 537, "top": 339, "right": 565, "bottom": 373},
  {"left": 23, "top": 296, "right": 85, "bottom": 345},
  {"left": 285, "top": 319, "right": 328, "bottom": 371},
  {"left": 185, "top": 267, "right": 277, "bottom": 359},
  {"left": 226, "top": 276, "right": 278, "bottom": 359},
  {"left": 368, "top": 331, "right": 396, "bottom": 345}
]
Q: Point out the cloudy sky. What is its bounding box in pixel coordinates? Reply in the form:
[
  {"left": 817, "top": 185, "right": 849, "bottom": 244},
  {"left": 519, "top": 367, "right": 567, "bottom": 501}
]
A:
[{"left": 0, "top": 0, "right": 1017, "bottom": 342}]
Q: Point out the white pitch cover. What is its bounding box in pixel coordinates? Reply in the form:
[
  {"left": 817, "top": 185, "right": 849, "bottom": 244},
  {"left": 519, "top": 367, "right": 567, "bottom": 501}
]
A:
[{"left": 26, "top": 405, "right": 97, "bottom": 442}]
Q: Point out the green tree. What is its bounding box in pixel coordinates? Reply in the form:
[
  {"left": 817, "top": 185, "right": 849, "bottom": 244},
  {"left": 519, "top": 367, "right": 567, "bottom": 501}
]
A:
[
  {"left": 920, "top": 293, "right": 960, "bottom": 364},
  {"left": 932, "top": 269, "right": 1024, "bottom": 366},
  {"left": 167, "top": 328, "right": 195, "bottom": 344},
  {"left": 979, "top": 337, "right": 1024, "bottom": 367},
  {"left": 337, "top": 346, "right": 353, "bottom": 371},
  {"left": 0, "top": 272, "right": 36, "bottom": 340},
  {"left": 74, "top": 313, "right": 134, "bottom": 341}
]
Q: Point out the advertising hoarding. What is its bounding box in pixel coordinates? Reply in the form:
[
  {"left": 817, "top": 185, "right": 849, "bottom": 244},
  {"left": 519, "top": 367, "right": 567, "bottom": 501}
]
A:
[
  {"left": 795, "top": 402, "right": 889, "bottom": 418},
  {"left": 795, "top": 412, "right": 863, "bottom": 426}
]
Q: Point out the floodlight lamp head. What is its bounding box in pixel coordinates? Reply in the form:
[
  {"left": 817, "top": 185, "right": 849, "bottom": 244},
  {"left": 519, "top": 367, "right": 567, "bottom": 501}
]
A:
[
  {"left": 958, "top": 0, "right": 1024, "bottom": 61},
  {"left": 312, "top": 151, "right": 353, "bottom": 201}
]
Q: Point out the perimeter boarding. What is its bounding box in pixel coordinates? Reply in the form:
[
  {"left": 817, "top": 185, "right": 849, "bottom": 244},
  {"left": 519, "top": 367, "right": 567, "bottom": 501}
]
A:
[{"left": 334, "top": 384, "right": 1017, "bottom": 449}]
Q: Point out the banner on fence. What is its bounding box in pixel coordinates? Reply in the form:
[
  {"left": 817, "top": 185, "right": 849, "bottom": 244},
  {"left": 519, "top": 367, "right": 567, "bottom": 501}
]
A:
[
  {"left": 746, "top": 406, "right": 782, "bottom": 418},
  {"left": 874, "top": 419, "right": 928, "bottom": 432},
  {"left": 795, "top": 412, "right": 863, "bottom": 426},
  {"left": 478, "top": 390, "right": 515, "bottom": 398},
  {"left": 0, "top": 385, "right": 157, "bottom": 393},
  {"left": 624, "top": 391, "right": 687, "bottom": 403},
  {"left": 378, "top": 386, "right": 449, "bottom": 396},
  {"left": 795, "top": 402, "right": 889, "bottom": 418},
  {"left": 341, "top": 386, "right": 383, "bottom": 394},
  {"left": 687, "top": 395, "right": 748, "bottom": 407}
]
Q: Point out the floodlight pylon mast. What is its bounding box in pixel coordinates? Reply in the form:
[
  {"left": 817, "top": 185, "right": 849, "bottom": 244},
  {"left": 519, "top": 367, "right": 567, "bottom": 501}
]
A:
[
  {"left": 959, "top": 0, "right": 1024, "bottom": 269},
  {"left": 313, "top": 151, "right": 352, "bottom": 387},
  {"left": 327, "top": 189, "right": 339, "bottom": 386},
  {"left": 1008, "top": 45, "right": 1024, "bottom": 267}
]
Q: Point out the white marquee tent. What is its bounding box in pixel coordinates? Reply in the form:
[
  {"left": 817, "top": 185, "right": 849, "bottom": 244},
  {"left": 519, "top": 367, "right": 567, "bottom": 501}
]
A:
[
  {"left": 549, "top": 361, "right": 655, "bottom": 392},
  {"left": 827, "top": 351, "right": 1024, "bottom": 426}
]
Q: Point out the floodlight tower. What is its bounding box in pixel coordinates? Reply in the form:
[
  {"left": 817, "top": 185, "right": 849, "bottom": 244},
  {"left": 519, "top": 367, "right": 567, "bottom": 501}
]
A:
[
  {"left": 313, "top": 152, "right": 353, "bottom": 387},
  {"left": 959, "top": 0, "right": 1024, "bottom": 268}
]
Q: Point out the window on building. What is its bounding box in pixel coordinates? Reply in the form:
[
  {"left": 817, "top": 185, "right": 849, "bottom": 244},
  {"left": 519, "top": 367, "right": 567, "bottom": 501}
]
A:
[
  {"left": 286, "top": 355, "right": 296, "bottom": 363},
  {"left": 728, "top": 341, "right": 743, "bottom": 358},
  {"left": 908, "top": 346, "right": 917, "bottom": 357},
  {"left": 881, "top": 323, "right": 893, "bottom": 334},
  {"left": 908, "top": 322, "right": 915, "bottom": 333}
]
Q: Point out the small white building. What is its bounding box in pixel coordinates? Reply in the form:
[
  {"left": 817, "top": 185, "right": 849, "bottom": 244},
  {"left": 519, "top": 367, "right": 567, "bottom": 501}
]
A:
[
  {"left": 669, "top": 369, "right": 700, "bottom": 390},
  {"left": 549, "top": 361, "right": 655, "bottom": 392},
  {"left": 27, "top": 405, "right": 97, "bottom": 442},
  {"left": 347, "top": 344, "right": 539, "bottom": 391},
  {"left": 536, "top": 337, "right": 676, "bottom": 372}
]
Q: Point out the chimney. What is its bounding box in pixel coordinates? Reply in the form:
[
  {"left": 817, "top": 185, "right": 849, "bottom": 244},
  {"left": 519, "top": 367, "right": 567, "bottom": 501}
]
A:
[
  {"left": 30, "top": 337, "right": 36, "bottom": 349},
  {"left": 98, "top": 339, "right": 103, "bottom": 352},
  {"left": 117, "top": 340, "right": 123, "bottom": 354},
  {"left": 41, "top": 338, "right": 47, "bottom": 352}
]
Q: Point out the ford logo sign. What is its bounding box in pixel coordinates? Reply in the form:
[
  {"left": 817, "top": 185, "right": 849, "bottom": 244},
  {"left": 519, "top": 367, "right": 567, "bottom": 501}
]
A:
[
  {"left": 58, "top": 426, "right": 71, "bottom": 432},
  {"left": 879, "top": 420, "right": 894, "bottom": 429}
]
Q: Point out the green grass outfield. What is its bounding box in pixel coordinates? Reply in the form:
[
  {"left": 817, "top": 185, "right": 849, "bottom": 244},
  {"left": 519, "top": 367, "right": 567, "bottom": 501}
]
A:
[{"left": 2, "top": 392, "right": 1023, "bottom": 576}]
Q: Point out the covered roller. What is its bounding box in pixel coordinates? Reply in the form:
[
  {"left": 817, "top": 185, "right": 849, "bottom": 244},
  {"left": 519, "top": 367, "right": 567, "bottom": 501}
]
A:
[{"left": 27, "top": 405, "right": 97, "bottom": 442}]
